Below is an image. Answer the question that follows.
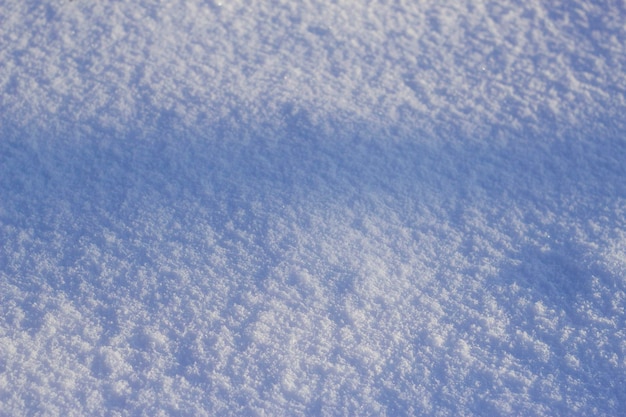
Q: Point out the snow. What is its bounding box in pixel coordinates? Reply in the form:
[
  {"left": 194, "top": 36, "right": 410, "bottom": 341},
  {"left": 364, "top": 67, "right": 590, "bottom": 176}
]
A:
[{"left": 1, "top": 0, "right": 625, "bottom": 415}]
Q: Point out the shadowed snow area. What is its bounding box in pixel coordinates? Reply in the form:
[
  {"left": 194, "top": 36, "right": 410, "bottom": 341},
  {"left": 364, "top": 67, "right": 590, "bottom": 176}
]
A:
[{"left": 1, "top": 1, "right": 625, "bottom": 416}]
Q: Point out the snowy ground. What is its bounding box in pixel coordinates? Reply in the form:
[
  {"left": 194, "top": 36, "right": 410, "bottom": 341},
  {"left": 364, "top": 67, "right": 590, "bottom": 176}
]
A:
[{"left": 1, "top": 1, "right": 625, "bottom": 415}]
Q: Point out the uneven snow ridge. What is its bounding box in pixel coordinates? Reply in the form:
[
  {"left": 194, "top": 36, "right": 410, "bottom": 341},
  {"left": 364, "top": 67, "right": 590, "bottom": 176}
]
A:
[{"left": 1, "top": 1, "right": 625, "bottom": 416}]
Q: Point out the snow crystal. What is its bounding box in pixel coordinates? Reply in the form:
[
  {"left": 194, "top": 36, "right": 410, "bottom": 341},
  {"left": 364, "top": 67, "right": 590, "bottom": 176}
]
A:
[{"left": 1, "top": 0, "right": 625, "bottom": 416}]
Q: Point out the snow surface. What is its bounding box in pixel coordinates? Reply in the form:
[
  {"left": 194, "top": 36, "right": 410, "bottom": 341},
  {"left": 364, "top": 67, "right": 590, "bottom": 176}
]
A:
[{"left": 1, "top": 0, "right": 625, "bottom": 415}]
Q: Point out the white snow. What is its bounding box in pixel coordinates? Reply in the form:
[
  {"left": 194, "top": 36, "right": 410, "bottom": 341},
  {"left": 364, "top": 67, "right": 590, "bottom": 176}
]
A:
[{"left": 1, "top": 0, "right": 625, "bottom": 415}]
